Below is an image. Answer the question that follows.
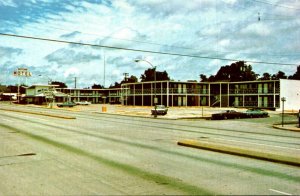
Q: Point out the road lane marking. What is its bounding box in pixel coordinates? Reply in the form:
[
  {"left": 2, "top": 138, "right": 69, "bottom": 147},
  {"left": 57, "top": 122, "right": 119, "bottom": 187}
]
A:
[
  {"left": 214, "top": 138, "right": 300, "bottom": 151},
  {"left": 269, "top": 189, "right": 292, "bottom": 195},
  {"left": 1, "top": 118, "right": 13, "bottom": 123},
  {"left": 3, "top": 112, "right": 50, "bottom": 122}
]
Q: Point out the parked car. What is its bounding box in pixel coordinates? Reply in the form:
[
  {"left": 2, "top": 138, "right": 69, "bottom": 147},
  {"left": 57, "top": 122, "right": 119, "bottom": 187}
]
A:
[
  {"left": 211, "top": 110, "right": 245, "bottom": 120},
  {"left": 244, "top": 108, "right": 269, "bottom": 118},
  {"left": 151, "top": 105, "right": 168, "bottom": 115},
  {"left": 57, "top": 101, "right": 76, "bottom": 107},
  {"left": 75, "top": 101, "right": 91, "bottom": 105}
]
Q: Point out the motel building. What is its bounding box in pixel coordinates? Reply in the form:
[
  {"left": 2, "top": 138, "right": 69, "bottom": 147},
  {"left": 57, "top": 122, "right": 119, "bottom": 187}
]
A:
[
  {"left": 24, "top": 79, "right": 299, "bottom": 111},
  {"left": 120, "top": 79, "right": 300, "bottom": 111}
]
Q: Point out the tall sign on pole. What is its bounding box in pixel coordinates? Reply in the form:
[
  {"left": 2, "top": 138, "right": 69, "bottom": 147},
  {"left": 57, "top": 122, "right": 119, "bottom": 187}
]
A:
[{"left": 13, "top": 68, "right": 32, "bottom": 103}]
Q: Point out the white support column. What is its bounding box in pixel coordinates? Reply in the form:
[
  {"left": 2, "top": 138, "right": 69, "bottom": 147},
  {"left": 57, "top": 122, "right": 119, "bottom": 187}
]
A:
[
  {"left": 142, "top": 83, "right": 144, "bottom": 106},
  {"left": 273, "top": 81, "right": 276, "bottom": 108},
  {"left": 219, "top": 83, "right": 222, "bottom": 108},
  {"left": 133, "top": 84, "right": 135, "bottom": 106},
  {"left": 167, "top": 81, "right": 169, "bottom": 107},
  {"left": 161, "top": 81, "right": 163, "bottom": 105},
  {"left": 151, "top": 83, "right": 153, "bottom": 106},
  {"left": 208, "top": 84, "right": 211, "bottom": 107},
  {"left": 227, "top": 83, "right": 230, "bottom": 107}
]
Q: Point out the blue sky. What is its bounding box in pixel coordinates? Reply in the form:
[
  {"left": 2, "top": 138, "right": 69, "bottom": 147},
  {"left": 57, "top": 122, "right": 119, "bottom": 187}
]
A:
[{"left": 0, "top": 0, "right": 299, "bottom": 88}]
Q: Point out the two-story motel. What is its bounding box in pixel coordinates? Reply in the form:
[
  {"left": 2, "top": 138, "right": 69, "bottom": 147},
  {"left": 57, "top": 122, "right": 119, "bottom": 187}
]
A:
[
  {"left": 25, "top": 79, "right": 300, "bottom": 111},
  {"left": 120, "top": 79, "right": 300, "bottom": 110}
]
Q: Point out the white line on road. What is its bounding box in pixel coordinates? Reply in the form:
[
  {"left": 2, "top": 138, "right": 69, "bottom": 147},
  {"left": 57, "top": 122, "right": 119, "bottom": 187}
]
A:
[
  {"left": 1, "top": 118, "right": 13, "bottom": 123},
  {"left": 2, "top": 112, "right": 50, "bottom": 122},
  {"left": 269, "top": 188, "right": 292, "bottom": 195},
  {"left": 214, "top": 137, "right": 300, "bottom": 151}
]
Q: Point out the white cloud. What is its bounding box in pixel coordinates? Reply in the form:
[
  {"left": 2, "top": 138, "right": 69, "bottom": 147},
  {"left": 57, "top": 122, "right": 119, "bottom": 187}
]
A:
[
  {"left": 0, "top": 0, "right": 299, "bottom": 87},
  {"left": 64, "top": 67, "right": 79, "bottom": 78},
  {"left": 0, "top": 0, "right": 17, "bottom": 7},
  {"left": 241, "top": 23, "right": 271, "bottom": 37}
]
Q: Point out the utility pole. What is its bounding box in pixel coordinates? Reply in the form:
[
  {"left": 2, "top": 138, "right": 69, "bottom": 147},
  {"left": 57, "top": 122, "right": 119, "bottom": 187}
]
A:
[
  {"left": 74, "top": 77, "right": 77, "bottom": 89},
  {"left": 281, "top": 97, "right": 286, "bottom": 127},
  {"left": 123, "top": 73, "right": 129, "bottom": 82},
  {"left": 103, "top": 53, "right": 106, "bottom": 88}
]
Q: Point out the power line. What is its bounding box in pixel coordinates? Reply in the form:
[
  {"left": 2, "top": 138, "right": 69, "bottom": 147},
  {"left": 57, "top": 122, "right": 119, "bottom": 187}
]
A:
[
  {"left": 0, "top": 32, "right": 298, "bottom": 66},
  {"left": 252, "top": 0, "right": 300, "bottom": 10}
]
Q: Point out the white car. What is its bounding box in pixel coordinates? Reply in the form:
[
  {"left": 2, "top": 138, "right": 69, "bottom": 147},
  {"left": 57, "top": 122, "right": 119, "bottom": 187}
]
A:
[
  {"left": 151, "top": 105, "right": 168, "bottom": 115},
  {"left": 75, "top": 101, "right": 91, "bottom": 105}
]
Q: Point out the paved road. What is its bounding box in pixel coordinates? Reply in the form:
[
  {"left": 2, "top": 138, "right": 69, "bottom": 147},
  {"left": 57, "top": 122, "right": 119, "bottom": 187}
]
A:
[{"left": 0, "top": 104, "right": 299, "bottom": 195}]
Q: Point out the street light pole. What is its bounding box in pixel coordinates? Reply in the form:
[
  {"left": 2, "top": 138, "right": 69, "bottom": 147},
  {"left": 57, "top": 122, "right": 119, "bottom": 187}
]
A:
[
  {"left": 281, "top": 97, "right": 286, "bottom": 127},
  {"left": 134, "top": 59, "right": 157, "bottom": 118}
]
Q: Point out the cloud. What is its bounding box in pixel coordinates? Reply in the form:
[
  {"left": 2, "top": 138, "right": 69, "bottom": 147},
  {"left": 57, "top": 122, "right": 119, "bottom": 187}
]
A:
[
  {"left": 0, "top": 0, "right": 17, "bottom": 7},
  {"left": 64, "top": 67, "right": 79, "bottom": 78},
  {"left": 60, "top": 31, "right": 82, "bottom": 39},
  {"left": 0, "top": 46, "right": 22, "bottom": 58},
  {"left": 241, "top": 23, "right": 271, "bottom": 37},
  {"left": 45, "top": 46, "right": 101, "bottom": 65},
  {"left": 0, "top": 0, "right": 299, "bottom": 88}
]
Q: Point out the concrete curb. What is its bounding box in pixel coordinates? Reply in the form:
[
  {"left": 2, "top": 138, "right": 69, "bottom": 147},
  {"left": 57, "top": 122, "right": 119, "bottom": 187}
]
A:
[
  {"left": 272, "top": 124, "right": 300, "bottom": 132},
  {"left": 0, "top": 108, "right": 76, "bottom": 119},
  {"left": 177, "top": 139, "right": 300, "bottom": 167}
]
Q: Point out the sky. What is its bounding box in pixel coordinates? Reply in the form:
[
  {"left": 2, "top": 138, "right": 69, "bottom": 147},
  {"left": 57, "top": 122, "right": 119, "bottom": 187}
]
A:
[{"left": 0, "top": 0, "right": 299, "bottom": 88}]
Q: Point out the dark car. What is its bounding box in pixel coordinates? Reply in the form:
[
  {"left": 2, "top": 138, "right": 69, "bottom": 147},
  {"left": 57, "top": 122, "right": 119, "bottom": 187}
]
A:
[
  {"left": 57, "top": 101, "right": 76, "bottom": 107},
  {"left": 211, "top": 110, "right": 245, "bottom": 120},
  {"left": 151, "top": 105, "right": 168, "bottom": 115},
  {"left": 244, "top": 108, "right": 269, "bottom": 118}
]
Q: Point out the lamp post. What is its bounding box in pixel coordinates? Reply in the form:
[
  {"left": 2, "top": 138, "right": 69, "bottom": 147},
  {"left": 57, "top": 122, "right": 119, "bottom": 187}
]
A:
[
  {"left": 281, "top": 97, "right": 286, "bottom": 127},
  {"left": 134, "top": 59, "right": 157, "bottom": 118}
]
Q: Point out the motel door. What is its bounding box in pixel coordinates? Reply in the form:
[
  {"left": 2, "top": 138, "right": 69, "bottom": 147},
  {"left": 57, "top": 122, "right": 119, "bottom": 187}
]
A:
[
  {"left": 258, "top": 96, "right": 262, "bottom": 107},
  {"left": 178, "top": 96, "right": 182, "bottom": 106},
  {"left": 263, "top": 96, "right": 268, "bottom": 107}
]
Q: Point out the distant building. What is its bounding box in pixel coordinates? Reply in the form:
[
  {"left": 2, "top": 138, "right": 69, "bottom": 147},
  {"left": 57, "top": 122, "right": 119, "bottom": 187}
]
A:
[
  {"left": 0, "top": 93, "right": 17, "bottom": 101},
  {"left": 56, "top": 88, "right": 121, "bottom": 104},
  {"left": 25, "top": 85, "right": 68, "bottom": 104}
]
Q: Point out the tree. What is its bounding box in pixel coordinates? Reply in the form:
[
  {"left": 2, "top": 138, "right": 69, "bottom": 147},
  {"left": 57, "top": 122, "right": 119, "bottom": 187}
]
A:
[
  {"left": 140, "top": 68, "right": 170, "bottom": 82},
  {"left": 271, "top": 71, "right": 287, "bottom": 80},
  {"left": 91, "top": 84, "right": 104, "bottom": 89},
  {"left": 50, "top": 81, "right": 68, "bottom": 88},
  {"left": 212, "top": 61, "right": 258, "bottom": 82},
  {"left": 199, "top": 74, "right": 208, "bottom": 82},
  {"left": 122, "top": 75, "right": 138, "bottom": 84},
  {"left": 259, "top": 73, "right": 271, "bottom": 80},
  {"left": 288, "top": 65, "right": 300, "bottom": 80},
  {"left": 109, "top": 82, "right": 121, "bottom": 88}
]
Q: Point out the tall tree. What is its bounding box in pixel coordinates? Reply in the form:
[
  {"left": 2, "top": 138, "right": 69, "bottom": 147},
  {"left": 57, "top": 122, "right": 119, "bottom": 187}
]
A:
[
  {"left": 212, "top": 61, "right": 257, "bottom": 82},
  {"left": 91, "top": 84, "right": 104, "bottom": 89},
  {"left": 140, "top": 68, "right": 170, "bottom": 82},
  {"left": 50, "top": 81, "right": 68, "bottom": 88},
  {"left": 288, "top": 65, "right": 300, "bottom": 80},
  {"left": 271, "top": 71, "right": 287, "bottom": 80},
  {"left": 122, "top": 75, "right": 138, "bottom": 84},
  {"left": 259, "top": 73, "right": 271, "bottom": 80},
  {"left": 199, "top": 74, "right": 208, "bottom": 82}
]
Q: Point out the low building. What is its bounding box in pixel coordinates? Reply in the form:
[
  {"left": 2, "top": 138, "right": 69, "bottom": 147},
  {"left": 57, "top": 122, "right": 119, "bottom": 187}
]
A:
[
  {"left": 56, "top": 87, "right": 122, "bottom": 104},
  {"left": 25, "top": 85, "right": 68, "bottom": 104}
]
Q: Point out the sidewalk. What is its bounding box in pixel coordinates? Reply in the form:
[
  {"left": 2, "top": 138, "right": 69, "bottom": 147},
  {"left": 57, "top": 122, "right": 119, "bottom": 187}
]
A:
[
  {"left": 273, "top": 123, "right": 300, "bottom": 132},
  {"left": 96, "top": 105, "right": 243, "bottom": 120}
]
